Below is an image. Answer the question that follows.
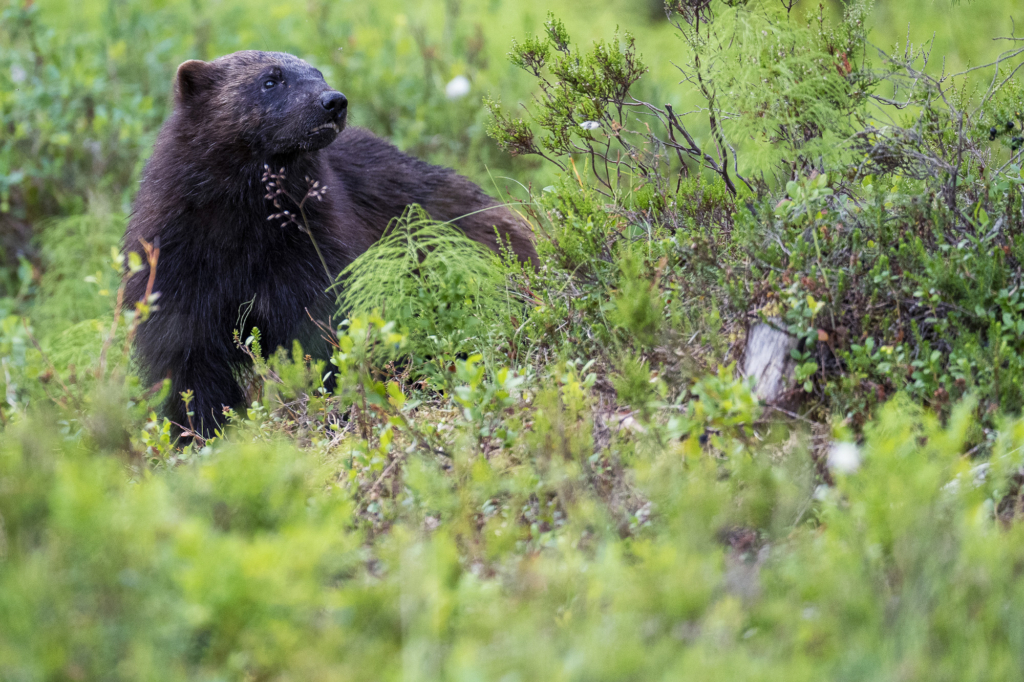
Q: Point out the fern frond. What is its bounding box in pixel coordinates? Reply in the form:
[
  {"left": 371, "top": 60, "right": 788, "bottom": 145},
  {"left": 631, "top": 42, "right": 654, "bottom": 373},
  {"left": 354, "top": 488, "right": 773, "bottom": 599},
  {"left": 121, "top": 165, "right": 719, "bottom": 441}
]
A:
[{"left": 336, "top": 206, "right": 514, "bottom": 362}]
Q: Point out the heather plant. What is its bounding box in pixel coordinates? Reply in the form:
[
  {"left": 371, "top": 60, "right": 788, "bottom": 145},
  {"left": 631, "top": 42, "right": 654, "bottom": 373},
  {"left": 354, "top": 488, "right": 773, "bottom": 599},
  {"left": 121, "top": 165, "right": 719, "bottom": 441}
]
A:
[{"left": 485, "top": 1, "right": 874, "bottom": 199}]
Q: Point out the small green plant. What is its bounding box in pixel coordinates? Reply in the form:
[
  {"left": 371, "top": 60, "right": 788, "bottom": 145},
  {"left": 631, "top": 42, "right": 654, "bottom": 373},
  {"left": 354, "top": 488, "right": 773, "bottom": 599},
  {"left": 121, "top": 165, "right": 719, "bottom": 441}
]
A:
[
  {"left": 610, "top": 247, "right": 663, "bottom": 349},
  {"left": 337, "top": 206, "right": 518, "bottom": 382},
  {"left": 452, "top": 353, "right": 526, "bottom": 452},
  {"left": 670, "top": 363, "right": 761, "bottom": 455}
]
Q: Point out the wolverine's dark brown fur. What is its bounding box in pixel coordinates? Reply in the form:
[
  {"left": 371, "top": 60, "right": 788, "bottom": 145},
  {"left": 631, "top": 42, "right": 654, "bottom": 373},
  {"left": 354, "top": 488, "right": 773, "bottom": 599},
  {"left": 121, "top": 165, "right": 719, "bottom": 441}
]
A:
[{"left": 124, "top": 51, "right": 536, "bottom": 437}]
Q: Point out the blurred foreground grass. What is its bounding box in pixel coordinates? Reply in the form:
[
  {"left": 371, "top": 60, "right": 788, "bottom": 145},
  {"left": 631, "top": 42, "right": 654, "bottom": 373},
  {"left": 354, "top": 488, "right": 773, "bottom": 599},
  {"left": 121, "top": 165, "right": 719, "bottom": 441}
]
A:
[{"left": 5, "top": 391, "right": 1024, "bottom": 680}]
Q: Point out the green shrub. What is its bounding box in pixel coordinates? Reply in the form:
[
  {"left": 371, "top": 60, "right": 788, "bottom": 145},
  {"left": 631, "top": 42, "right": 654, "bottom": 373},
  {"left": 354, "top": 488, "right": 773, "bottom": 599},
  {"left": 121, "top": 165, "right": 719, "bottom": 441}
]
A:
[{"left": 5, "top": 383, "right": 1024, "bottom": 679}]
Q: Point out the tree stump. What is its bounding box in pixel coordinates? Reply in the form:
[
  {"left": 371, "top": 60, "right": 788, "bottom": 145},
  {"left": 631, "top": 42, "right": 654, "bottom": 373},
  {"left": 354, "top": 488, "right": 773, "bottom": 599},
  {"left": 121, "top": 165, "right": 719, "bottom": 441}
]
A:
[{"left": 742, "top": 319, "right": 798, "bottom": 403}]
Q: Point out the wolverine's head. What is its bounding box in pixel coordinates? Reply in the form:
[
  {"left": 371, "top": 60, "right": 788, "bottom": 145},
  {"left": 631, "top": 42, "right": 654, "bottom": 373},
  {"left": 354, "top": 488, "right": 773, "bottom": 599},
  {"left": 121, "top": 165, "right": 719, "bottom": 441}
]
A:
[{"left": 173, "top": 51, "right": 347, "bottom": 157}]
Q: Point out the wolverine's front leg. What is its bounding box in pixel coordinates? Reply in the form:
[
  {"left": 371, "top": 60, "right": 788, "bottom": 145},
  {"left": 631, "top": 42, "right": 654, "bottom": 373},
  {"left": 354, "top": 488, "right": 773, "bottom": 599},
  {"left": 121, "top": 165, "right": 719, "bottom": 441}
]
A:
[{"left": 133, "top": 306, "right": 248, "bottom": 439}]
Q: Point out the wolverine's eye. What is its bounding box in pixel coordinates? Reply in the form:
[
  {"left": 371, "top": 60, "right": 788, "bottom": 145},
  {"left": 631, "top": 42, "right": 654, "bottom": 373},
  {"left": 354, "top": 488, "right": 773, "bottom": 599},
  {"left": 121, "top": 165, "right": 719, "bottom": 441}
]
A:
[{"left": 263, "top": 79, "right": 277, "bottom": 90}]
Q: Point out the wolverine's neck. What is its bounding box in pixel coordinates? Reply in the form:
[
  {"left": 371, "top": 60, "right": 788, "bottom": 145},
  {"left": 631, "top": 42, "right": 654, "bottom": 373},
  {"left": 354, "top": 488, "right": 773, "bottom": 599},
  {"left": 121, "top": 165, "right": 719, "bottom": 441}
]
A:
[{"left": 162, "top": 115, "right": 332, "bottom": 209}]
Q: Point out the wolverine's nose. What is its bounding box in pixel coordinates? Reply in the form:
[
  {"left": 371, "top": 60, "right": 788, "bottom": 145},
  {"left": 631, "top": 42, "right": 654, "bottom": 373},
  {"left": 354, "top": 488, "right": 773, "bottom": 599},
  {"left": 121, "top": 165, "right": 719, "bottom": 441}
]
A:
[{"left": 320, "top": 91, "right": 348, "bottom": 117}]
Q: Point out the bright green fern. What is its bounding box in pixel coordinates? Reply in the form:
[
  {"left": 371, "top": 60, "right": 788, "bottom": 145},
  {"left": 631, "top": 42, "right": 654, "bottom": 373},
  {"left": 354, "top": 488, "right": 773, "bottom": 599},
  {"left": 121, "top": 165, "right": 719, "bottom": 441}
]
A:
[{"left": 335, "top": 206, "right": 516, "bottom": 380}]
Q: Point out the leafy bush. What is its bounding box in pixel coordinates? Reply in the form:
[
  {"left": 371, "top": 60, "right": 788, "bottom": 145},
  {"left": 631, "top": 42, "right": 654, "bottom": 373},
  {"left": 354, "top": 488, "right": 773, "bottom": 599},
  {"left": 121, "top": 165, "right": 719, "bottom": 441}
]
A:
[{"left": 0, "top": 3, "right": 169, "bottom": 218}]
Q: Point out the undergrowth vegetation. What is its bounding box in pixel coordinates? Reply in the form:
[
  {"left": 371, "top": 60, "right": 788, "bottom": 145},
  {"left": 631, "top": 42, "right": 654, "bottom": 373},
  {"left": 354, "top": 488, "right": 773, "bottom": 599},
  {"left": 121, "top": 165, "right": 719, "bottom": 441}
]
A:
[{"left": 3, "top": 0, "right": 1024, "bottom": 679}]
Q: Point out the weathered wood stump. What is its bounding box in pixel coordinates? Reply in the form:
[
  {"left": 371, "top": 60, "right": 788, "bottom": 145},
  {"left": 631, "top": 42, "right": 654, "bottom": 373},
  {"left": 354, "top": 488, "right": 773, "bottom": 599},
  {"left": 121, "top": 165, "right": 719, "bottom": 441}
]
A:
[{"left": 742, "top": 319, "right": 798, "bottom": 403}]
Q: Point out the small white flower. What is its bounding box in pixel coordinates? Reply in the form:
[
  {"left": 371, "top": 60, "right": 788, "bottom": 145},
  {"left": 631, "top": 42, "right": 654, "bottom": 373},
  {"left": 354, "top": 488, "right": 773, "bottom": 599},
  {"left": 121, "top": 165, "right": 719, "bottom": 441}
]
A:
[
  {"left": 580, "top": 120, "right": 601, "bottom": 130},
  {"left": 827, "top": 441, "right": 861, "bottom": 474},
  {"left": 10, "top": 64, "right": 26, "bottom": 84},
  {"left": 445, "top": 75, "right": 471, "bottom": 100}
]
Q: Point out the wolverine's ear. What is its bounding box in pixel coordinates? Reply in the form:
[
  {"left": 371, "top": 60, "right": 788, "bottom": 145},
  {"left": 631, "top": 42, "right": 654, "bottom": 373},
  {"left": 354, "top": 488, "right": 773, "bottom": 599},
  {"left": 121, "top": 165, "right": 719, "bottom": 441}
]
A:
[{"left": 175, "top": 60, "right": 216, "bottom": 103}]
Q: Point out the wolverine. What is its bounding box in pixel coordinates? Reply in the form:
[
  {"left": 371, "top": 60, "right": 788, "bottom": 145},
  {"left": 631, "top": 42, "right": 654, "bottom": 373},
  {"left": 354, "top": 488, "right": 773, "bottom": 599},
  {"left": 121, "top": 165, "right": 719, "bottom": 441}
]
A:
[{"left": 124, "top": 51, "right": 536, "bottom": 436}]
